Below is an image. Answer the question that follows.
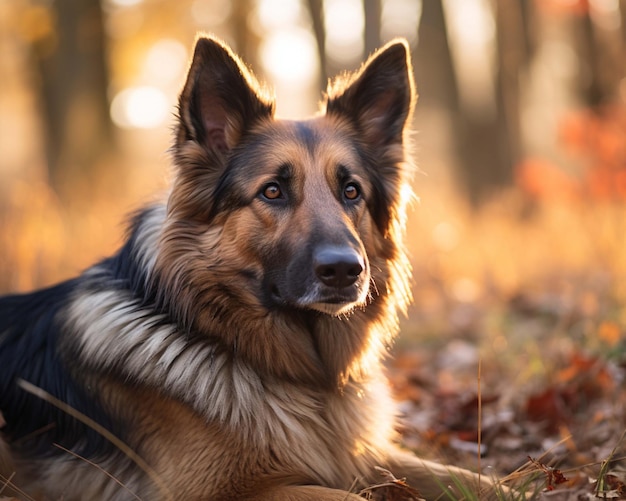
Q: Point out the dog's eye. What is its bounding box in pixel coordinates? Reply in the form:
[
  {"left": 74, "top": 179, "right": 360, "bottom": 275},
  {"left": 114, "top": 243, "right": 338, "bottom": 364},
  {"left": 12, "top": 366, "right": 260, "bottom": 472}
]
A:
[
  {"left": 343, "top": 183, "right": 361, "bottom": 201},
  {"left": 262, "top": 183, "right": 282, "bottom": 200}
]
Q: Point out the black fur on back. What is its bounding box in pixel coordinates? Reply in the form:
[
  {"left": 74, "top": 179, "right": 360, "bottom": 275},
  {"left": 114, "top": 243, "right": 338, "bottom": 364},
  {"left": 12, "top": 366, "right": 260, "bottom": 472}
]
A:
[{"left": 0, "top": 208, "right": 158, "bottom": 459}]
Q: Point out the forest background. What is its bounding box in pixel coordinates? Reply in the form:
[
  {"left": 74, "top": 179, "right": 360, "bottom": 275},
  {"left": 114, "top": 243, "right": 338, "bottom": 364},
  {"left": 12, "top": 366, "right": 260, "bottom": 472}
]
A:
[{"left": 0, "top": 0, "right": 625, "bottom": 498}]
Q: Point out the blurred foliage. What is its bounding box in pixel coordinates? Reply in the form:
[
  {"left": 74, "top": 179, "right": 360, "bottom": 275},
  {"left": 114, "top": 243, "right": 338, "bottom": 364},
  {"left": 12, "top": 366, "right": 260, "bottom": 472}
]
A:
[{"left": 0, "top": 0, "right": 624, "bottom": 325}]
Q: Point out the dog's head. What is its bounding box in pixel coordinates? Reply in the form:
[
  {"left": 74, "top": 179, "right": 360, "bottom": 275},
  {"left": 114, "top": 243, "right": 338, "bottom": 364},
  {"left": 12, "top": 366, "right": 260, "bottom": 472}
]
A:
[{"left": 158, "top": 35, "right": 415, "bottom": 332}]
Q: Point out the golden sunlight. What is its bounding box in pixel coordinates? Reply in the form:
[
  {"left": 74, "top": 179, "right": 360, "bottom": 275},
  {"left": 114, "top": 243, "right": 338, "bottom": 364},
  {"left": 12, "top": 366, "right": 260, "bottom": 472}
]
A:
[
  {"left": 110, "top": 86, "right": 169, "bottom": 129},
  {"left": 324, "top": 0, "right": 364, "bottom": 64},
  {"left": 106, "top": 0, "right": 143, "bottom": 8},
  {"left": 260, "top": 28, "right": 318, "bottom": 84},
  {"left": 142, "top": 39, "right": 188, "bottom": 85},
  {"left": 381, "top": 0, "right": 421, "bottom": 45}
]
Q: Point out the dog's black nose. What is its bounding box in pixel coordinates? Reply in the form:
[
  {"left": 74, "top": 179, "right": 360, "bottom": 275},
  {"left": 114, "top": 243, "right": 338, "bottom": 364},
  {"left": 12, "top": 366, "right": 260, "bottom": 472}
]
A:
[{"left": 314, "top": 246, "right": 364, "bottom": 288}]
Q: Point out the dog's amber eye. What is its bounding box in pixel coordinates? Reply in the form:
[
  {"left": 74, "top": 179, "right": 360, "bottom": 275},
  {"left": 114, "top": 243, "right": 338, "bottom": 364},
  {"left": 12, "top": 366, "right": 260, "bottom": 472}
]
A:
[
  {"left": 343, "top": 183, "right": 360, "bottom": 201},
  {"left": 262, "top": 183, "right": 282, "bottom": 200}
]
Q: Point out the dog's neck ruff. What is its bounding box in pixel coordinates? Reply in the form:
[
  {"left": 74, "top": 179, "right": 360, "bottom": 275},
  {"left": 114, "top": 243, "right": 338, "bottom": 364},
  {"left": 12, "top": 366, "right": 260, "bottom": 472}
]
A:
[{"left": 64, "top": 276, "right": 397, "bottom": 484}]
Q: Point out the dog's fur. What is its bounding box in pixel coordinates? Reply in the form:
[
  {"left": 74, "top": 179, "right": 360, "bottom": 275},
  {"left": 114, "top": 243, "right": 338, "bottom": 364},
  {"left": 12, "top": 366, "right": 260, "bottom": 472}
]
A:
[{"left": 0, "top": 36, "right": 504, "bottom": 500}]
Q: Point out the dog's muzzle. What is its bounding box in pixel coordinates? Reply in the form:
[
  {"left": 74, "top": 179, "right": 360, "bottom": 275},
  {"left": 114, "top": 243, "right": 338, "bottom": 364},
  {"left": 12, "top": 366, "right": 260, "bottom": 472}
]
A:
[{"left": 266, "top": 242, "right": 370, "bottom": 316}]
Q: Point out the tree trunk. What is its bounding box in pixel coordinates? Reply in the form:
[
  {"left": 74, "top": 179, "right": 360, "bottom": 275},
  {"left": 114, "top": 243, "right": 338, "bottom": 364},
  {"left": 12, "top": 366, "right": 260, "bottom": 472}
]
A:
[
  {"left": 415, "top": 0, "right": 459, "bottom": 111},
  {"left": 33, "top": 0, "right": 112, "bottom": 198},
  {"left": 429, "top": 0, "right": 527, "bottom": 206},
  {"left": 363, "top": 0, "right": 381, "bottom": 57},
  {"left": 307, "top": 0, "right": 327, "bottom": 92}
]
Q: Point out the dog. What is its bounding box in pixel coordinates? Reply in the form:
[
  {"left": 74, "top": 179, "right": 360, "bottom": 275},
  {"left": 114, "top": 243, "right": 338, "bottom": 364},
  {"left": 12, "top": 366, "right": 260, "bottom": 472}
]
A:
[{"left": 0, "top": 35, "right": 506, "bottom": 500}]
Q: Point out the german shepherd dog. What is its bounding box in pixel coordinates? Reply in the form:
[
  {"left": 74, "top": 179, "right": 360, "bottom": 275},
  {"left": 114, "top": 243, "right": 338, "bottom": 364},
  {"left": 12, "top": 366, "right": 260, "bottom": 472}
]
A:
[{"left": 0, "top": 36, "right": 505, "bottom": 500}]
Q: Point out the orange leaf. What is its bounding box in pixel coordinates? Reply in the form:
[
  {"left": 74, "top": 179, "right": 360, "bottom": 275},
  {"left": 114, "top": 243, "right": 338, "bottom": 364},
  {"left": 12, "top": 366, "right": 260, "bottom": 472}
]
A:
[{"left": 598, "top": 321, "right": 621, "bottom": 347}]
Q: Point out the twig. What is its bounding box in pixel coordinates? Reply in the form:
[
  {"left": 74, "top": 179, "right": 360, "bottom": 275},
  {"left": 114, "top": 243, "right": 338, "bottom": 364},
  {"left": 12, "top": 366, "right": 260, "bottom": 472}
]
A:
[
  {"left": 53, "top": 443, "right": 143, "bottom": 501},
  {"left": 0, "top": 471, "right": 37, "bottom": 501},
  {"left": 477, "top": 357, "right": 482, "bottom": 493},
  {"left": 17, "top": 378, "right": 174, "bottom": 501}
]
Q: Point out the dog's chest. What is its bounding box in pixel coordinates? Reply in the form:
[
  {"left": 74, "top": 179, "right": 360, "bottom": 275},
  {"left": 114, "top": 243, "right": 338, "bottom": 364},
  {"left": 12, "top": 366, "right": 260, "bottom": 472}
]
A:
[
  {"left": 223, "top": 373, "right": 395, "bottom": 487},
  {"left": 106, "top": 374, "right": 391, "bottom": 498}
]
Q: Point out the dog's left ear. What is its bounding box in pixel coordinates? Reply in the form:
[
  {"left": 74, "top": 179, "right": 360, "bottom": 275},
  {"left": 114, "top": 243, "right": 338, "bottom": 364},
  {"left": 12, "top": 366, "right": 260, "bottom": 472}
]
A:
[
  {"left": 326, "top": 39, "right": 415, "bottom": 146},
  {"left": 176, "top": 36, "right": 275, "bottom": 156}
]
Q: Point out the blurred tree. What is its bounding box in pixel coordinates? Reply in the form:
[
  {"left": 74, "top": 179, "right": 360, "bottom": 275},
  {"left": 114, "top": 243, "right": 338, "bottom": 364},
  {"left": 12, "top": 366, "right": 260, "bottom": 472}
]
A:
[
  {"left": 306, "top": 0, "right": 327, "bottom": 92},
  {"left": 416, "top": 0, "right": 530, "bottom": 206},
  {"left": 535, "top": 0, "right": 624, "bottom": 107},
  {"left": 622, "top": 0, "right": 626, "bottom": 46},
  {"left": 32, "top": 0, "right": 112, "bottom": 199},
  {"left": 574, "top": 6, "right": 623, "bottom": 107},
  {"left": 363, "top": 0, "right": 381, "bottom": 57},
  {"left": 307, "top": 0, "right": 381, "bottom": 93},
  {"left": 414, "top": 0, "right": 459, "bottom": 114},
  {"left": 486, "top": 0, "right": 528, "bottom": 196}
]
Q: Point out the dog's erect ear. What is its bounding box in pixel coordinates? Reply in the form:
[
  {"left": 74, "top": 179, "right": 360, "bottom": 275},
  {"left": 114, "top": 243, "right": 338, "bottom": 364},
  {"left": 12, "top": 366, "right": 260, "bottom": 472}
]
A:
[
  {"left": 176, "top": 36, "right": 274, "bottom": 155},
  {"left": 325, "top": 39, "right": 415, "bottom": 146}
]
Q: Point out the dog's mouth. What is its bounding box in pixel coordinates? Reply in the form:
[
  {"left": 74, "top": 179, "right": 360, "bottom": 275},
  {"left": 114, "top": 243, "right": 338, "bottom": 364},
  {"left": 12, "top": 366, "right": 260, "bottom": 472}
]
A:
[
  {"left": 269, "top": 282, "right": 367, "bottom": 316},
  {"left": 307, "top": 293, "right": 366, "bottom": 316}
]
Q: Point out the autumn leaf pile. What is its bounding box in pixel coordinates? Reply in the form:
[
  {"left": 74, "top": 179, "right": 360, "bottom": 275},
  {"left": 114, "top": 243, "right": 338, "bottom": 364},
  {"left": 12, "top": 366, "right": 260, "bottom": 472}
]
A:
[{"left": 384, "top": 264, "right": 626, "bottom": 500}]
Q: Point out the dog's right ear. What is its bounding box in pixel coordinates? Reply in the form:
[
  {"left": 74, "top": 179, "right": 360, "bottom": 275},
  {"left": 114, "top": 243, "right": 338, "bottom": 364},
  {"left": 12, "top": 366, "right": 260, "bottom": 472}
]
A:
[{"left": 175, "top": 36, "right": 275, "bottom": 157}]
